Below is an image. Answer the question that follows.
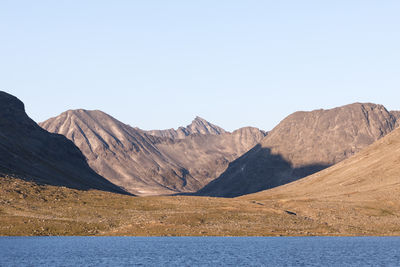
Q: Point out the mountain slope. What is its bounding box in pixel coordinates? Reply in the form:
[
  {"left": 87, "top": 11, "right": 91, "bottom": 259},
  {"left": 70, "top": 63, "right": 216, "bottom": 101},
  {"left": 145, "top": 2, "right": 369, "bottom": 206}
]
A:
[
  {"left": 40, "top": 109, "right": 190, "bottom": 195},
  {"left": 0, "top": 91, "right": 127, "bottom": 194},
  {"left": 240, "top": 126, "right": 400, "bottom": 235},
  {"left": 40, "top": 111, "right": 265, "bottom": 195},
  {"left": 248, "top": 125, "right": 400, "bottom": 200},
  {"left": 198, "top": 103, "right": 398, "bottom": 197}
]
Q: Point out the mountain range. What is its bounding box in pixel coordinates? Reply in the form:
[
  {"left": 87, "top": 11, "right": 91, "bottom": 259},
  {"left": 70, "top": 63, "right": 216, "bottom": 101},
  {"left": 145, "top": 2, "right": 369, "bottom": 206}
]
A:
[
  {"left": 2, "top": 90, "right": 400, "bottom": 236},
  {"left": 2, "top": 90, "right": 400, "bottom": 199},
  {"left": 40, "top": 101, "right": 400, "bottom": 197},
  {"left": 40, "top": 110, "right": 265, "bottom": 195}
]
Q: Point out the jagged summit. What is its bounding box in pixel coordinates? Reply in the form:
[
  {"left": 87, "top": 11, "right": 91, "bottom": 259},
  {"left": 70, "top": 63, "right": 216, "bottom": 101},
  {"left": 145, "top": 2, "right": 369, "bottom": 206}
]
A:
[
  {"left": 185, "top": 116, "right": 227, "bottom": 136},
  {"left": 147, "top": 116, "right": 227, "bottom": 139}
]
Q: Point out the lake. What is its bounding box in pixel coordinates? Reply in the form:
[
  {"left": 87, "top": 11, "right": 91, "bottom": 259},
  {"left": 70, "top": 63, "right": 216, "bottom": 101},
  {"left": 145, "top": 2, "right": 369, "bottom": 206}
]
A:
[{"left": 0, "top": 236, "right": 399, "bottom": 266}]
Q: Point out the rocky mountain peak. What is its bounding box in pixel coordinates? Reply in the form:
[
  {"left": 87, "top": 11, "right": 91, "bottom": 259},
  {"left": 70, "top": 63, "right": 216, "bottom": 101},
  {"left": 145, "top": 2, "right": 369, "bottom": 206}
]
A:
[
  {"left": 185, "top": 116, "right": 227, "bottom": 136},
  {"left": 146, "top": 116, "right": 227, "bottom": 139}
]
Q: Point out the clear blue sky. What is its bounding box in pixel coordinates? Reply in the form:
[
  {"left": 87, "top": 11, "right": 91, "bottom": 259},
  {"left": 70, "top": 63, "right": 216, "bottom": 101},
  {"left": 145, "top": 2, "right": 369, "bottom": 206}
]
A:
[{"left": 1, "top": 1, "right": 399, "bottom": 131}]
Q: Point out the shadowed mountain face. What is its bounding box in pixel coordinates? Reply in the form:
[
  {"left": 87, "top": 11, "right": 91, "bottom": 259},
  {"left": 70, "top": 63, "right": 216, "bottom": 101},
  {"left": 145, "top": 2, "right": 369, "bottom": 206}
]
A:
[
  {"left": 197, "top": 144, "right": 330, "bottom": 198},
  {"left": 198, "top": 103, "right": 398, "bottom": 197},
  {"left": 40, "top": 111, "right": 265, "bottom": 195},
  {"left": 147, "top": 116, "right": 227, "bottom": 139},
  {"left": 0, "top": 91, "right": 128, "bottom": 195}
]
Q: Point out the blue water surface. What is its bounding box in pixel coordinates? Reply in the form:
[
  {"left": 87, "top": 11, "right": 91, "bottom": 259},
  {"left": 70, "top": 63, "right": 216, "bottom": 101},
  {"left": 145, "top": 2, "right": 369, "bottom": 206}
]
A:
[{"left": 0, "top": 236, "right": 399, "bottom": 266}]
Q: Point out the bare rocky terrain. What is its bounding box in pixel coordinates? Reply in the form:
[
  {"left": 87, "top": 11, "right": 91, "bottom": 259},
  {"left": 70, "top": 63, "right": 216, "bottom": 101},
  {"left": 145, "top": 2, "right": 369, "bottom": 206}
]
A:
[
  {"left": 40, "top": 111, "right": 265, "bottom": 195},
  {"left": 0, "top": 91, "right": 127, "bottom": 195},
  {"left": 198, "top": 103, "right": 399, "bottom": 197}
]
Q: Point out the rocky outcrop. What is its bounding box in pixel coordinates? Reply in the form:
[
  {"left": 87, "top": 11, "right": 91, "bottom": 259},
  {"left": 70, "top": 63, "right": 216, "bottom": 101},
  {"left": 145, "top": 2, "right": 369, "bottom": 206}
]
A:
[{"left": 0, "top": 91, "right": 127, "bottom": 194}]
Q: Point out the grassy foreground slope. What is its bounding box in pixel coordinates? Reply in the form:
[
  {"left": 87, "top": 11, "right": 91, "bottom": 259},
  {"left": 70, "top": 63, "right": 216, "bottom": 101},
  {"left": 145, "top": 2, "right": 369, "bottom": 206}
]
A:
[
  {"left": 0, "top": 176, "right": 329, "bottom": 236},
  {"left": 0, "top": 173, "right": 398, "bottom": 236}
]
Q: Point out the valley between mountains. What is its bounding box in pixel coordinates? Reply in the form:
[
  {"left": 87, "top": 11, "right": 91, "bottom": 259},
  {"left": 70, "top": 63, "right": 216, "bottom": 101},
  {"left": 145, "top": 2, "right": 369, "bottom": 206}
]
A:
[{"left": 1, "top": 90, "right": 400, "bottom": 236}]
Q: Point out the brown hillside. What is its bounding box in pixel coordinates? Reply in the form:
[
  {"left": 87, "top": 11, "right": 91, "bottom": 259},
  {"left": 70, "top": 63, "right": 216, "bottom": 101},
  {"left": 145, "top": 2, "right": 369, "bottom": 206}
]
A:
[
  {"left": 198, "top": 103, "right": 398, "bottom": 197},
  {"left": 240, "top": 126, "right": 400, "bottom": 234},
  {"left": 248, "top": 125, "right": 400, "bottom": 200}
]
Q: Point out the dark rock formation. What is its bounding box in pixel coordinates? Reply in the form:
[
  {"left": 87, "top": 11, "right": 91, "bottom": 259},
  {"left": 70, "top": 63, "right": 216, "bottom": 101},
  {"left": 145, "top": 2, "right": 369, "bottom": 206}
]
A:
[{"left": 0, "top": 91, "right": 128, "bottom": 195}]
